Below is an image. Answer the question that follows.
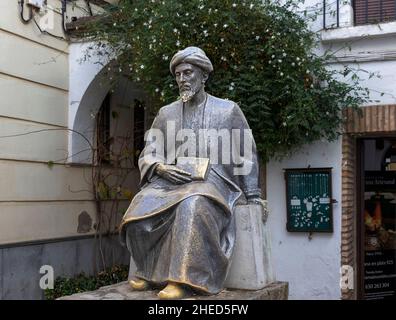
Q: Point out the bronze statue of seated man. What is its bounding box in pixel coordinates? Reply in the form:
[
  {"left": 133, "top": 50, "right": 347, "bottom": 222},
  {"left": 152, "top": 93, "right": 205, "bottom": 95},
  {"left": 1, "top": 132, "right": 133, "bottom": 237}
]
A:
[{"left": 120, "top": 47, "right": 262, "bottom": 299}]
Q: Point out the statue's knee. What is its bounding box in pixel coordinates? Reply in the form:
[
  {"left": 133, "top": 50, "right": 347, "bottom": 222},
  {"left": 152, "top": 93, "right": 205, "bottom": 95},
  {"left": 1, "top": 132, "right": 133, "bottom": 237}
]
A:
[{"left": 176, "top": 195, "right": 210, "bottom": 219}]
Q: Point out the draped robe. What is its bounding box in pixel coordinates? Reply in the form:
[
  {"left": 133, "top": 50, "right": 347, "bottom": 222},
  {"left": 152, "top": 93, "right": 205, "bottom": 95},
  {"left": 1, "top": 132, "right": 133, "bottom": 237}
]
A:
[{"left": 120, "top": 94, "right": 261, "bottom": 294}]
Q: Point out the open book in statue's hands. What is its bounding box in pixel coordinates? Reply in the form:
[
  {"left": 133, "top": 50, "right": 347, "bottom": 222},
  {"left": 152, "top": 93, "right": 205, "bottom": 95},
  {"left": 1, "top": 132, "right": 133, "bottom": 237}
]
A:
[{"left": 176, "top": 157, "right": 210, "bottom": 181}]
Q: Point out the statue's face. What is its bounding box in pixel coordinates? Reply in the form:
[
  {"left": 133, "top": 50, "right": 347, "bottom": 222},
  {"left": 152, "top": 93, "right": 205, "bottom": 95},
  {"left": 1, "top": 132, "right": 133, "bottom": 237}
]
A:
[{"left": 175, "top": 63, "right": 207, "bottom": 102}]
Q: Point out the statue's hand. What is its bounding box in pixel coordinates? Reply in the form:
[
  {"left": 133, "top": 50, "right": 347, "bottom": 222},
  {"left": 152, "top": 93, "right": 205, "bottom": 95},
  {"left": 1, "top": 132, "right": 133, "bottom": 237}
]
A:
[
  {"left": 155, "top": 163, "right": 192, "bottom": 184},
  {"left": 247, "top": 197, "right": 269, "bottom": 224}
]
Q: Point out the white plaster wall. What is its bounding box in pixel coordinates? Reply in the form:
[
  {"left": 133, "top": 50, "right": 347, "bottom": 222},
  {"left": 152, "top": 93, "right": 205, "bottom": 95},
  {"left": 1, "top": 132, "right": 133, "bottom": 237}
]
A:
[
  {"left": 330, "top": 60, "right": 396, "bottom": 106},
  {"left": 69, "top": 42, "right": 111, "bottom": 162},
  {"left": 69, "top": 42, "right": 104, "bottom": 127},
  {"left": 265, "top": 2, "right": 396, "bottom": 300},
  {"left": 267, "top": 139, "right": 342, "bottom": 299}
]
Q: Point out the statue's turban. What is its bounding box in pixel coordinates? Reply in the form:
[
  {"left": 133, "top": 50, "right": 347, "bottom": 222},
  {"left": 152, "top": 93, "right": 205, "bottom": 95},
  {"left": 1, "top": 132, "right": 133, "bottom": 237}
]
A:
[{"left": 170, "top": 47, "right": 213, "bottom": 76}]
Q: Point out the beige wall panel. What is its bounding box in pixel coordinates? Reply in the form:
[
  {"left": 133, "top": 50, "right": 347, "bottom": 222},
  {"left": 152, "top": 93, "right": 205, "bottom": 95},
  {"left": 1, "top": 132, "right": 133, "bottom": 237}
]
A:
[
  {"left": 0, "top": 30, "right": 68, "bottom": 90},
  {"left": 0, "top": 0, "right": 68, "bottom": 53},
  {"left": 0, "top": 201, "right": 97, "bottom": 244},
  {"left": 0, "top": 73, "right": 67, "bottom": 127},
  {"left": 0, "top": 160, "right": 140, "bottom": 202},
  {"left": 0, "top": 200, "right": 130, "bottom": 245},
  {"left": 0, "top": 160, "right": 94, "bottom": 201},
  {"left": 0, "top": 118, "right": 68, "bottom": 162}
]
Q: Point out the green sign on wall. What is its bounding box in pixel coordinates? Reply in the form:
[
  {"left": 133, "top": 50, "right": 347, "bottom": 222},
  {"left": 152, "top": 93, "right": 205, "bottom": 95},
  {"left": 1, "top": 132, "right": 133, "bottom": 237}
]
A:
[{"left": 285, "top": 168, "right": 333, "bottom": 233}]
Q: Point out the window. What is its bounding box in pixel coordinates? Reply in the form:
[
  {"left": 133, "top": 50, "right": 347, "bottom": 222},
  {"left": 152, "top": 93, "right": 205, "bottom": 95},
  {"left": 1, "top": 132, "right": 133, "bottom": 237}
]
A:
[
  {"left": 354, "top": 0, "right": 396, "bottom": 25},
  {"left": 96, "top": 93, "right": 112, "bottom": 165}
]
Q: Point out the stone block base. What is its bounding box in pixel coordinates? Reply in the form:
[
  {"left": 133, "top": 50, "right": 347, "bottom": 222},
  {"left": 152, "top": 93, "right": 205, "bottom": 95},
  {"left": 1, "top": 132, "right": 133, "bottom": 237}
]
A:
[{"left": 58, "top": 281, "right": 288, "bottom": 300}]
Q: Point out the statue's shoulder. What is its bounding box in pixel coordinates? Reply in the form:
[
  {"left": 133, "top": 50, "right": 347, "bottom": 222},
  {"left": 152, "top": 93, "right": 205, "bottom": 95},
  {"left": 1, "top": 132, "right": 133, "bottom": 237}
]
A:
[
  {"left": 157, "top": 100, "right": 182, "bottom": 117},
  {"left": 208, "top": 94, "right": 238, "bottom": 112}
]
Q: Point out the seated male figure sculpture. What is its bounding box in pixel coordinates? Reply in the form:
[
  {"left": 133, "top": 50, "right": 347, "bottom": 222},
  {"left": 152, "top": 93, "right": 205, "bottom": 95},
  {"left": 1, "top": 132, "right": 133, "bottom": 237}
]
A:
[{"left": 120, "top": 47, "right": 262, "bottom": 299}]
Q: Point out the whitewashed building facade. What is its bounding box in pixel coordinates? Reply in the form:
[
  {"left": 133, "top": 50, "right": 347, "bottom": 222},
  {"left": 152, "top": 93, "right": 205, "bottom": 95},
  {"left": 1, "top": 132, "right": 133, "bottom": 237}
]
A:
[
  {"left": 268, "top": 0, "right": 396, "bottom": 300},
  {"left": 1, "top": 0, "right": 395, "bottom": 299}
]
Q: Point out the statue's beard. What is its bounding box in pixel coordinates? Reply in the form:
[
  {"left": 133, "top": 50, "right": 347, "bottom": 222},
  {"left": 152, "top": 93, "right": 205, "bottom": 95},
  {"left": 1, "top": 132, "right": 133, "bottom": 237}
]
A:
[{"left": 179, "top": 88, "right": 196, "bottom": 103}]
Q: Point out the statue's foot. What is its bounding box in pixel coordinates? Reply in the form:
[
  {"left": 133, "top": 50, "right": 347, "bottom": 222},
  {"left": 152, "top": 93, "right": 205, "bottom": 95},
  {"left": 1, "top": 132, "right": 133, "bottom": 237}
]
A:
[
  {"left": 129, "top": 277, "right": 150, "bottom": 291},
  {"left": 157, "top": 282, "right": 187, "bottom": 299}
]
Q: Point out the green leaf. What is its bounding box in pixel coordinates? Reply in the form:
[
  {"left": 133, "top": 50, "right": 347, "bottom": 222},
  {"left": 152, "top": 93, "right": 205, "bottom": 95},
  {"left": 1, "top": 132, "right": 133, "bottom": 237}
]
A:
[{"left": 47, "top": 161, "right": 54, "bottom": 169}]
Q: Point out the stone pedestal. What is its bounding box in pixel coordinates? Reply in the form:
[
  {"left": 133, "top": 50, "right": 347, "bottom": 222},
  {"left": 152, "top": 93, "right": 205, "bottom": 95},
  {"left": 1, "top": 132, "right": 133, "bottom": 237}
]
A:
[
  {"left": 58, "top": 281, "right": 288, "bottom": 300},
  {"left": 224, "top": 203, "right": 275, "bottom": 290}
]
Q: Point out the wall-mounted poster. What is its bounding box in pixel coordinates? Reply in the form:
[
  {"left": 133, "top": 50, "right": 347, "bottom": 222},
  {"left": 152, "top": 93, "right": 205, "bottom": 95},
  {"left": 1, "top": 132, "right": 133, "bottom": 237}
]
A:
[
  {"left": 285, "top": 168, "right": 333, "bottom": 233},
  {"left": 364, "top": 171, "right": 396, "bottom": 300}
]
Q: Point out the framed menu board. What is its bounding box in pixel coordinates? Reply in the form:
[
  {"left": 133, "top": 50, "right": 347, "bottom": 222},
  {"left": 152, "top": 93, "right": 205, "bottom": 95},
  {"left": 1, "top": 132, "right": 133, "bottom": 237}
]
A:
[
  {"left": 363, "top": 171, "right": 396, "bottom": 300},
  {"left": 285, "top": 168, "right": 333, "bottom": 232}
]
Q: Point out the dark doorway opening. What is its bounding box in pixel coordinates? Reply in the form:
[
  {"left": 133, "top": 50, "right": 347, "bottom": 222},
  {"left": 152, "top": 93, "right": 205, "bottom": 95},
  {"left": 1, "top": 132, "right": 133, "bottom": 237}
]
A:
[{"left": 358, "top": 138, "right": 396, "bottom": 300}]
